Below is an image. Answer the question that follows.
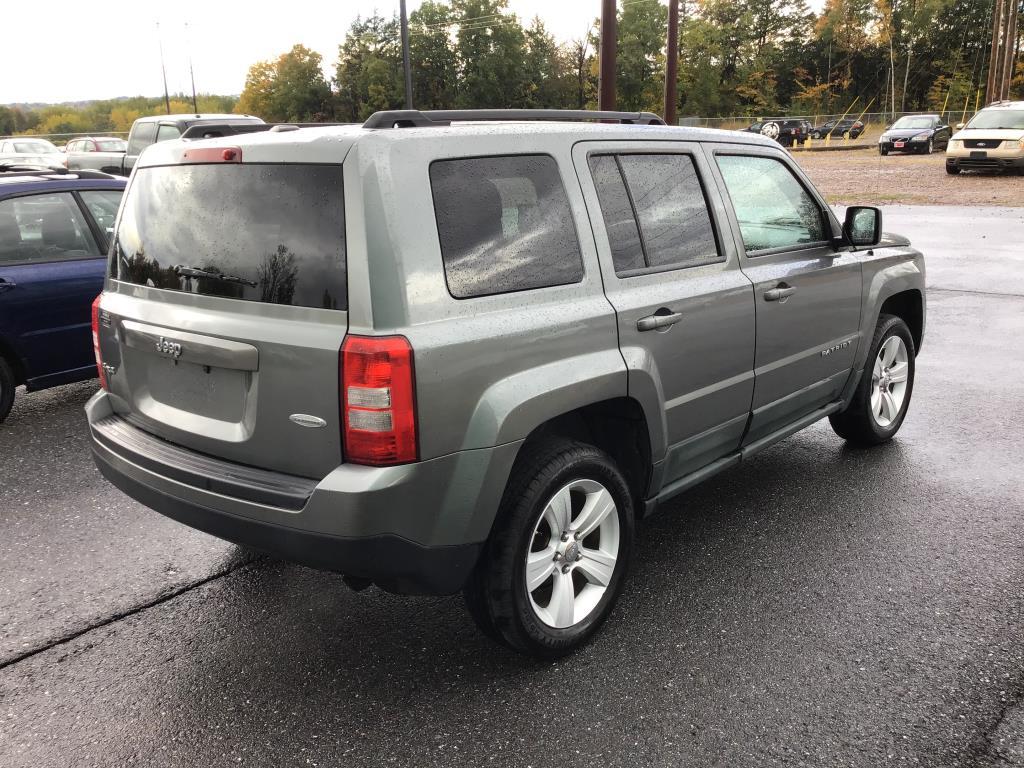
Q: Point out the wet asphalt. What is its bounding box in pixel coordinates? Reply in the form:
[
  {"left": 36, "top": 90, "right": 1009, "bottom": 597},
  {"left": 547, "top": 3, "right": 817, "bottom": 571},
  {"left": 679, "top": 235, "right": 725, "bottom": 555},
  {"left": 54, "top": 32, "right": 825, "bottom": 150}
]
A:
[{"left": 1, "top": 205, "right": 1022, "bottom": 767}]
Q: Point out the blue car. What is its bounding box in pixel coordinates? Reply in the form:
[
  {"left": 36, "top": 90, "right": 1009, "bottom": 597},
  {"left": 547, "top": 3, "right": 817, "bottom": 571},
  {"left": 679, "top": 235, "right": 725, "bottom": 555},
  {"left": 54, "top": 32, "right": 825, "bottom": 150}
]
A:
[{"left": 0, "top": 168, "right": 125, "bottom": 422}]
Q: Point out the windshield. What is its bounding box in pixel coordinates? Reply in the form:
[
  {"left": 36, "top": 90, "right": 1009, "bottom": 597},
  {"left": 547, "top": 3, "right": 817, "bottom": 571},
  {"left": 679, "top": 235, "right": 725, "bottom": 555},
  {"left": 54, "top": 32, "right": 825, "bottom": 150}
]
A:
[
  {"left": 965, "top": 109, "right": 1024, "bottom": 130},
  {"left": 891, "top": 117, "right": 936, "bottom": 130},
  {"left": 97, "top": 139, "right": 127, "bottom": 152},
  {"left": 113, "top": 163, "right": 347, "bottom": 310},
  {"left": 12, "top": 141, "right": 58, "bottom": 154}
]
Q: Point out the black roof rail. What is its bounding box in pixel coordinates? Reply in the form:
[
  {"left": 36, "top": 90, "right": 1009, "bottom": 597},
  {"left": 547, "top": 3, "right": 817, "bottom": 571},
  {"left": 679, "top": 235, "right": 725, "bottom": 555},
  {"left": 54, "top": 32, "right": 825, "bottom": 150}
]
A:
[
  {"left": 179, "top": 122, "right": 352, "bottom": 139},
  {"left": 362, "top": 109, "right": 666, "bottom": 129},
  {"left": 0, "top": 164, "right": 118, "bottom": 180}
]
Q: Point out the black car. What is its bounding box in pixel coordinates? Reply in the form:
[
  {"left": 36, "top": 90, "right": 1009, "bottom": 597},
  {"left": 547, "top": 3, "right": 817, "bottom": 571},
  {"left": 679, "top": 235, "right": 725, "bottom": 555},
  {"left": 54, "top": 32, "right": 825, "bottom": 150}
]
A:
[
  {"left": 741, "top": 118, "right": 812, "bottom": 147},
  {"left": 810, "top": 119, "right": 865, "bottom": 139},
  {"left": 878, "top": 115, "right": 952, "bottom": 155}
]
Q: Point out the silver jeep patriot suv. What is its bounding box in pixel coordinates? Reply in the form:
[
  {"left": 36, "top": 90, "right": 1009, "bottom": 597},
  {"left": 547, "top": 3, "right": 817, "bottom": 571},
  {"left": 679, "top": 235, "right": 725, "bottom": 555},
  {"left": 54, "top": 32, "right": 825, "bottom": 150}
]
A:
[{"left": 88, "top": 109, "right": 925, "bottom": 658}]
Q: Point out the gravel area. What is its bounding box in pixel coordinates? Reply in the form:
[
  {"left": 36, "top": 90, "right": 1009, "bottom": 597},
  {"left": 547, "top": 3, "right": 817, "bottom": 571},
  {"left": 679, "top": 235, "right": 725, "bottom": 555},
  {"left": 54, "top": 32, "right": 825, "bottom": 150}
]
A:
[{"left": 793, "top": 148, "right": 1024, "bottom": 207}]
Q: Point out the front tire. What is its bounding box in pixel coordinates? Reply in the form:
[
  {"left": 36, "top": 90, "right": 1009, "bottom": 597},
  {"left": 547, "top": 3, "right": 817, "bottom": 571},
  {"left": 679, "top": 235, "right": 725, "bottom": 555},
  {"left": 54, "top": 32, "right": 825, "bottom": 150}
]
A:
[
  {"left": 0, "top": 357, "right": 15, "bottom": 424},
  {"left": 830, "top": 315, "right": 916, "bottom": 446},
  {"left": 946, "top": 163, "right": 961, "bottom": 175},
  {"left": 464, "top": 439, "right": 635, "bottom": 658}
]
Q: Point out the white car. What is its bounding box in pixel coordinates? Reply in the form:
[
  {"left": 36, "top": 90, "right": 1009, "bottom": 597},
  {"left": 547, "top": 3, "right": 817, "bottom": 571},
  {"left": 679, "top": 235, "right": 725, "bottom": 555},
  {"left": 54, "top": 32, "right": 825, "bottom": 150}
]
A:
[
  {"left": 0, "top": 138, "right": 67, "bottom": 170},
  {"left": 946, "top": 100, "right": 1024, "bottom": 175}
]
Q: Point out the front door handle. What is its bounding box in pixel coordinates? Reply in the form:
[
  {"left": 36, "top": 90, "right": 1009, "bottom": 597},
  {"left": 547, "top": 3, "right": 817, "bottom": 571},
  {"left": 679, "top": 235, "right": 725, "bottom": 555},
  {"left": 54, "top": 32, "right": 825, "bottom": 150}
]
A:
[
  {"left": 0, "top": 278, "right": 16, "bottom": 292},
  {"left": 764, "top": 284, "right": 797, "bottom": 302},
  {"left": 637, "top": 311, "right": 683, "bottom": 332}
]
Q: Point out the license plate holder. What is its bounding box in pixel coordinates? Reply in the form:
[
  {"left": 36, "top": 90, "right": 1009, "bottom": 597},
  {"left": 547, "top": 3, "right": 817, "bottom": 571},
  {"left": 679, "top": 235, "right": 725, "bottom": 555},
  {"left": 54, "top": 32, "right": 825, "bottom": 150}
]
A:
[
  {"left": 894, "top": 141, "right": 905, "bottom": 148},
  {"left": 970, "top": 151, "right": 988, "bottom": 159}
]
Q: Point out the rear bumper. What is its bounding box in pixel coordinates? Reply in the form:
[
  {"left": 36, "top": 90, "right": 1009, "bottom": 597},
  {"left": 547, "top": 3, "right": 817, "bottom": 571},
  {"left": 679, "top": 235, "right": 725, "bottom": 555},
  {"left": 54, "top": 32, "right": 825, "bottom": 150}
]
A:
[
  {"left": 87, "top": 392, "right": 521, "bottom": 595},
  {"left": 945, "top": 155, "right": 1024, "bottom": 170}
]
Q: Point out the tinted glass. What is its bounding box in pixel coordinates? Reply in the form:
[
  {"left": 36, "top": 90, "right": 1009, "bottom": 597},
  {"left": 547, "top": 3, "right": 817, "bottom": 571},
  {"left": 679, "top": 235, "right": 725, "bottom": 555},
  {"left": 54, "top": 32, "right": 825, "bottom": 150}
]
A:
[
  {"left": 114, "top": 164, "right": 346, "bottom": 310},
  {"left": 588, "top": 155, "right": 644, "bottom": 273},
  {"left": 0, "top": 193, "right": 99, "bottom": 264},
  {"left": 97, "top": 139, "right": 126, "bottom": 152},
  {"left": 616, "top": 154, "right": 720, "bottom": 272},
  {"left": 430, "top": 155, "right": 583, "bottom": 298},
  {"left": 127, "top": 122, "right": 157, "bottom": 155},
  {"left": 716, "top": 155, "right": 827, "bottom": 253},
  {"left": 79, "top": 189, "right": 124, "bottom": 245},
  {"left": 965, "top": 109, "right": 1024, "bottom": 130}
]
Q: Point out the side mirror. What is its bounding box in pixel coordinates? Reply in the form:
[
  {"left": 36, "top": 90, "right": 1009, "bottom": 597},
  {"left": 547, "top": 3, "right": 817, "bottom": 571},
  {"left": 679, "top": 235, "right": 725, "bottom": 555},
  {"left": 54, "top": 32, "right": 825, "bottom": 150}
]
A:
[
  {"left": 843, "top": 206, "right": 882, "bottom": 248},
  {"left": 956, "top": 122, "right": 965, "bottom": 130}
]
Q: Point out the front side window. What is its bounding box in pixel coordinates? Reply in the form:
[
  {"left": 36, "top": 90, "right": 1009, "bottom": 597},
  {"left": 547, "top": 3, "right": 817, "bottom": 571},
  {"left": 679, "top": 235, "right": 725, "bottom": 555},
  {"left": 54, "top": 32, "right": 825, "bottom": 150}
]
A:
[
  {"left": 430, "top": 155, "right": 583, "bottom": 299},
  {"left": 589, "top": 153, "right": 720, "bottom": 276},
  {"left": 156, "top": 124, "right": 182, "bottom": 143},
  {"left": 0, "top": 193, "right": 99, "bottom": 264},
  {"left": 716, "top": 155, "right": 827, "bottom": 254}
]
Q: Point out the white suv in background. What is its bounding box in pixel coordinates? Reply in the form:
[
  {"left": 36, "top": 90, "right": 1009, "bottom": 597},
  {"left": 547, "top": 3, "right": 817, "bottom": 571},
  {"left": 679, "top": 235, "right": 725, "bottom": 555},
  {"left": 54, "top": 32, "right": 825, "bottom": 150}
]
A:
[{"left": 946, "top": 100, "right": 1024, "bottom": 175}]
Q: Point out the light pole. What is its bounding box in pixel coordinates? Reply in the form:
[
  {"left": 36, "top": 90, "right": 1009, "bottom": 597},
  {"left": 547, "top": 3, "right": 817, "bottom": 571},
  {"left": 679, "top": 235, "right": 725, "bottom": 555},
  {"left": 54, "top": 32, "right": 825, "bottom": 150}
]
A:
[
  {"left": 599, "top": 0, "right": 617, "bottom": 110},
  {"left": 400, "top": 0, "right": 413, "bottom": 109}
]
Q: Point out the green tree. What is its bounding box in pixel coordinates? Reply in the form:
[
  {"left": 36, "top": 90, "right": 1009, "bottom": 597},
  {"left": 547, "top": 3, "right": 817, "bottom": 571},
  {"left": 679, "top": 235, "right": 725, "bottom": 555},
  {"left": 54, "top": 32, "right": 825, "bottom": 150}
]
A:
[
  {"left": 334, "top": 14, "right": 403, "bottom": 121},
  {"left": 452, "top": 0, "right": 528, "bottom": 108},
  {"left": 409, "top": 1, "right": 459, "bottom": 109}
]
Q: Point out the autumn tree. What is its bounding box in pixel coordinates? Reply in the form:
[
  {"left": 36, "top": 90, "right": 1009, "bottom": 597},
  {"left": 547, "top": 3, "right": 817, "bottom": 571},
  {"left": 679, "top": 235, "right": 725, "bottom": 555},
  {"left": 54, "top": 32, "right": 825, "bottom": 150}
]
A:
[{"left": 236, "top": 45, "right": 332, "bottom": 122}]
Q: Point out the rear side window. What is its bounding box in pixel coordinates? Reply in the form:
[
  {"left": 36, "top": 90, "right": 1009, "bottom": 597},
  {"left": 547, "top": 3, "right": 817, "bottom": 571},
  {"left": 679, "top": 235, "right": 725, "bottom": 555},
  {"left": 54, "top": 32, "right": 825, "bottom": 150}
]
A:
[
  {"left": 127, "top": 123, "right": 157, "bottom": 156},
  {"left": 113, "top": 164, "right": 346, "bottom": 310},
  {"left": 0, "top": 193, "right": 99, "bottom": 264},
  {"left": 589, "top": 153, "right": 721, "bottom": 276},
  {"left": 716, "top": 154, "right": 827, "bottom": 254},
  {"left": 430, "top": 154, "right": 583, "bottom": 299}
]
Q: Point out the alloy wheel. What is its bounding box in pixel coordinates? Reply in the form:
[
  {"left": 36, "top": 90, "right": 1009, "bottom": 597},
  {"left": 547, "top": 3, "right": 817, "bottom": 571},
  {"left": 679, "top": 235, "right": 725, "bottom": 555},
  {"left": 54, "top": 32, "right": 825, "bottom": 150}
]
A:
[
  {"left": 871, "top": 335, "right": 910, "bottom": 427},
  {"left": 525, "top": 479, "right": 620, "bottom": 629}
]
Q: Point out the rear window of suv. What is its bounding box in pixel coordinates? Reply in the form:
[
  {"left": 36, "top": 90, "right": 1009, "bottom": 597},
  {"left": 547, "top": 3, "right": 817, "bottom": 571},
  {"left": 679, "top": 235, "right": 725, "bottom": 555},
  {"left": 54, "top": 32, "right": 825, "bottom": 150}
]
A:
[
  {"left": 113, "top": 164, "right": 346, "bottom": 310},
  {"left": 430, "top": 154, "right": 584, "bottom": 299}
]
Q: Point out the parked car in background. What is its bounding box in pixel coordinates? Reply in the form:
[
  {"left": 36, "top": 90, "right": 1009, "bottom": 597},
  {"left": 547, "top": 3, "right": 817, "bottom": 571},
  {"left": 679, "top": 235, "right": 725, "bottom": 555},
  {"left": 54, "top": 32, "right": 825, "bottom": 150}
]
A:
[
  {"left": 118, "top": 114, "right": 264, "bottom": 175},
  {"left": 0, "top": 168, "right": 125, "bottom": 423},
  {"left": 810, "top": 119, "right": 865, "bottom": 139},
  {"left": 945, "top": 100, "right": 1024, "bottom": 175},
  {"left": 0, "top": 139, "right": 66, "bottom": 170},
  {"left": 88, "top": 109, "right": 925, "bottom": 658},
  {"left": 741, "top": 118, "right": 812, "bottom": 147},
  {"left": 65, "top": 137, "right": 128, "bottom": 174},
  {"left": 878, "top": 115, "right": 951, "bottom": 155}
]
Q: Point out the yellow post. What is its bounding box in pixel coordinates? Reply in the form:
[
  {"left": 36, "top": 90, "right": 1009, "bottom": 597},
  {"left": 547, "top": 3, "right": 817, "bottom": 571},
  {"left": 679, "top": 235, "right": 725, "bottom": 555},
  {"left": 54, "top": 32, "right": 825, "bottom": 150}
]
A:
[
  {"left": 975, "top": 88, "right": 981, "bottom": 114},
  {"left": 849, "top": 97, "right": 875, "bottom": 140},
  {"left": 961, "top": 90, "right": 971, "bottom": 125},
  {"left": 827, "top": 96, "right": 860, "bottom": 141}
]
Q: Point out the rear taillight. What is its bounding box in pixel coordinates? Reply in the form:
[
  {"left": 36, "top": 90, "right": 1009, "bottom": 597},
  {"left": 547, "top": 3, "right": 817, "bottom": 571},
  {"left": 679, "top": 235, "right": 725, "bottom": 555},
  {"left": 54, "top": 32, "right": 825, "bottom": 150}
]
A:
[
  {"left": 341, "top": 335, "right": 417, "bottom": 466},
  {"left": 180, "top": 146, "right": 242, "bottom": 164},
  {"left": 91, "top": 295, "right": 107, "bottom": 390}
]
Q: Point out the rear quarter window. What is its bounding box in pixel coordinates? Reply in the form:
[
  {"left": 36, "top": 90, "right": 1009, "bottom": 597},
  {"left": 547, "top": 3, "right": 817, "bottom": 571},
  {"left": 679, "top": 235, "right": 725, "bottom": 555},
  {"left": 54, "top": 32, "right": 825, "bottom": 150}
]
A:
[{"left": 429, "top": 154, "right": 584, "bottom": 299}]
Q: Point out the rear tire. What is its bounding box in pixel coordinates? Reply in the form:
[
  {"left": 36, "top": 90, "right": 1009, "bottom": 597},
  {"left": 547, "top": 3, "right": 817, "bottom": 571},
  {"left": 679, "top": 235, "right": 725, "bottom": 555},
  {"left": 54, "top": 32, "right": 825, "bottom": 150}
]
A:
[
  {"left": 0, "top": 357, "right": 16, "bottom": 424},
  {"left": 464, "top": 439, "right": 635, "bottom": 659},
  {"left": 830, "top": 315, "right": 916, "bottom": 446}
]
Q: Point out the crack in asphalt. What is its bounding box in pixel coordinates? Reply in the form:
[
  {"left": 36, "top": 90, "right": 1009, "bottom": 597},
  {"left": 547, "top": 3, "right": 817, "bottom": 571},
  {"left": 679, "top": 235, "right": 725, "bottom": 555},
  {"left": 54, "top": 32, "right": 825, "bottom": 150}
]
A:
[
  {"left": 929, "top": 287, "right": 1024, "bottom": 299},
  {"left": 0, "top": 554, "right": 261, "bottom": 672},
  {"left": 966, "top": 686, "right": 1024, "bottom": 767}
]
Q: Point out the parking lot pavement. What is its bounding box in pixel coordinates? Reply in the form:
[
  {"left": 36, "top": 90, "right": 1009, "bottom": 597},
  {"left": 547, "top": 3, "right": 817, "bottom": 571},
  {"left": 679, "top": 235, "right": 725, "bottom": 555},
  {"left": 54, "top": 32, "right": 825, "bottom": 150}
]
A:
[{"left": 2, "top": 206, "right": 1023, "bottom": 767}]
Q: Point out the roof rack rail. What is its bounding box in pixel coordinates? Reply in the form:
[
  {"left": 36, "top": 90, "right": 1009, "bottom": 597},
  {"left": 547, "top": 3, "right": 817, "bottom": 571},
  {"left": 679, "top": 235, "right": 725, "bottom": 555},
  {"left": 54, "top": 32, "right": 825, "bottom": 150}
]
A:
[
  {"left": 0, "top": 164, "right": 117, "bottom": 180},
  {"left": 362, "top": 109, "right": 666, "bottom": 129}
]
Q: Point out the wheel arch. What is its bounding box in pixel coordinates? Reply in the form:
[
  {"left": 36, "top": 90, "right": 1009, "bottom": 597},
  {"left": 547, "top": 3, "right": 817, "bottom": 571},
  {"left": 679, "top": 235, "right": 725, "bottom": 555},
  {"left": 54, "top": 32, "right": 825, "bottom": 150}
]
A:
[
  {"left": 0, "top": 335, "right": 26, "bottom": 385},
  {"left": 504, "top": 397, "right": 654, "bottom": 522},
  {"left": 879, "top": 289, "right": 924, "bottom": 354}
]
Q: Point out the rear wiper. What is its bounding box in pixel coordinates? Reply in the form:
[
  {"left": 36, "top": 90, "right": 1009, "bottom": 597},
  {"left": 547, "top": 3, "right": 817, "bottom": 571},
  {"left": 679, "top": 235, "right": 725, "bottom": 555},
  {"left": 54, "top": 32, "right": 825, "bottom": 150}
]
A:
[{"left": 173, "top": 264, "right": 257, "bottom": 288}]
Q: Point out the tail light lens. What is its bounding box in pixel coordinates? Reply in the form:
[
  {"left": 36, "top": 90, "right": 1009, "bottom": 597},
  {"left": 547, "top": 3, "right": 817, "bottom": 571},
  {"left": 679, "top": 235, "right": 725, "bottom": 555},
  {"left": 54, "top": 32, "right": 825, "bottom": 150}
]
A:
[
  {"left": 341, "top": 335, "right": 417, "bottom": 466},
  {"left": 91, "top": 295, "right": 107, "bottom": 390}
]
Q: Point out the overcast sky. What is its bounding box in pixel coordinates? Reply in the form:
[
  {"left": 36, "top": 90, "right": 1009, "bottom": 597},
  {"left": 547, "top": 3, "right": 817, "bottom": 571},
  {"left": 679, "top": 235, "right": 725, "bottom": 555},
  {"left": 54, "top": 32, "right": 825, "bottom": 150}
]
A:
[{"left": 1, "top": 0, "right": 604, "bottom": 104}]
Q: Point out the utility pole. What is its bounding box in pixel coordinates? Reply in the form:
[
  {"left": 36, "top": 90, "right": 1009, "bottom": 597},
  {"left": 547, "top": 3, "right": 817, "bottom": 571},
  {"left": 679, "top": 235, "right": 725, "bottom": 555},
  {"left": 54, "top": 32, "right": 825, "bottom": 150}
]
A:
[
  {"left": 999, "top": 0, "right": 1019, "bottom": 100},
  {"left": 987, "top": 0, "right": 1007, "bottom": 103},
  {"left": 599, "top": 0, "right": 617, "bottom": 110},
  {"left": 185, "top": 22, "right": 198, "bottom": 113},
  {"left": 157, "top": 22, "right": 171, "bottom": 115},
  {"left": 399, "top": 0, "right": 413, "bottom": 109},
  {"left": 663, "top": 0, "right": 679, "bottom": 124}
]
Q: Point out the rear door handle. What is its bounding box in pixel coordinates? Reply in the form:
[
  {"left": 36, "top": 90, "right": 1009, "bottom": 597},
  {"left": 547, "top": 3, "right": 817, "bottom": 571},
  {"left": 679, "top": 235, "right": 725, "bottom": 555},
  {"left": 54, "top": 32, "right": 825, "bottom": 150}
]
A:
[
  {"left": 0, "top": 278, "right": 16, "bottom": 292},
  {"left": 764, "top": 285, "right": 797, "bottom": 302},
  {"left": 637, "top": 311, "right": 683, "bottom": 332}
]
